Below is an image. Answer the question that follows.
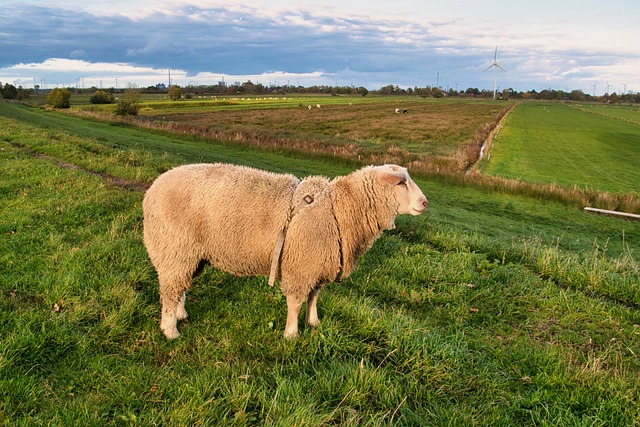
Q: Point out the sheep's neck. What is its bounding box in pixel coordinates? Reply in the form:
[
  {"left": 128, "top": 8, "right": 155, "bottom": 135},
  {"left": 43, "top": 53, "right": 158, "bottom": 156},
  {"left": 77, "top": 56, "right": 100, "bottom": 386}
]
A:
[{"left": 330, "top": 176, "right": 393, "bottom": 279}]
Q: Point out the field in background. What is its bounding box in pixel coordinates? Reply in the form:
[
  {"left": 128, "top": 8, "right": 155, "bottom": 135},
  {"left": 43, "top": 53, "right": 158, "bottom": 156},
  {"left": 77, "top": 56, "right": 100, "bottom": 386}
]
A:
[
  {"left": 482, "top": 102, "right": 640, "bottom": 195},
  {"left": 1, "top": 102, "right": 639, "bottom": 425},
  {"left": 74, "top": 95, "right": 508, "bottom": 174}
]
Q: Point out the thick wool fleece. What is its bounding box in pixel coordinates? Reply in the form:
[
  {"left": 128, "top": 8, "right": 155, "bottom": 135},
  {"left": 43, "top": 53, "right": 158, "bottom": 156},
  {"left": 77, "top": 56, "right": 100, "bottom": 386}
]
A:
[
  {"left": 143, "top": 162, "right": 422, "bottom": 339},
  {"left": 143, "top": 163, "right": 299, "bottom": 306},
  {"left": 280, "top": 166, "right": 399, "bottom": 300}
]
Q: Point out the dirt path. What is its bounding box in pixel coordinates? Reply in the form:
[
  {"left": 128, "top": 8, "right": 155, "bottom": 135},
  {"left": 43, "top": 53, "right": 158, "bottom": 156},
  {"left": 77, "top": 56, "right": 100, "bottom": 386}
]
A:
[{"left": 9, "top": 141, "right": 150, "bottom": 192}]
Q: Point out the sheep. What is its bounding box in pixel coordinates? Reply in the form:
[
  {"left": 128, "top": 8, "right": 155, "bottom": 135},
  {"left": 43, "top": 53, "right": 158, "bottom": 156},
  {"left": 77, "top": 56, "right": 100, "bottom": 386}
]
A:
[
  {"left": 395, "top": 108, "right": 400, "bottom": 113},
  {"left": 143, "top": 163, "right": 428, "bottom": 339}
]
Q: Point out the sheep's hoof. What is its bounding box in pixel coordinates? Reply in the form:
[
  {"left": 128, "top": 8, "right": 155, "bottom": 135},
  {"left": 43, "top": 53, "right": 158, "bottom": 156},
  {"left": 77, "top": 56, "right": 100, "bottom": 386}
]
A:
[
  {"left": 176, "top": 309, "right": 189, "bottom": 321},
  {"left": 162, "top": 327, "right": 181, "bottom": 340},
  {"left": 283, "top": 330, "right": 298, "bottom": 340},
  {"left": 307, "top": 318, "right": 320, "bottom": 327}
]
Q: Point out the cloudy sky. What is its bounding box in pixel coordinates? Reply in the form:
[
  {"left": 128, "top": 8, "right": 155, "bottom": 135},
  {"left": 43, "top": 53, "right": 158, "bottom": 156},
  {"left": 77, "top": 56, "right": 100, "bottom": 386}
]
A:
[{"left": 1, "top": 0, "right": 639, "bottom": 94}]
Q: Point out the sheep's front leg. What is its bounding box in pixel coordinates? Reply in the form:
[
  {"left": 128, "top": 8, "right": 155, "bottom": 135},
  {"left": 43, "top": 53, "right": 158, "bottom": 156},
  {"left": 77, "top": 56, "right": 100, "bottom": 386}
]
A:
[
  {"left": 306, "top": 288, "right": 321, "bottom": 327},
  {"left": 160, "top": 296, "right": 180, "bottom": 339},
  {"left": 284, "top": 295, "right": 304, "bottom": 339},
  {"left": 159, "top": 275, "right": 190, "bottom": 339}
]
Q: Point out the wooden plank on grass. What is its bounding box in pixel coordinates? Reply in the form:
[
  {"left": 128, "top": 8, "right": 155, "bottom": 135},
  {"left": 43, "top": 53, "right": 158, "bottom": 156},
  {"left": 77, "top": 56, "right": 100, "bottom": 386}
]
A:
[{"left": 584, "top": 207, "right": 640, "bottom": 220}]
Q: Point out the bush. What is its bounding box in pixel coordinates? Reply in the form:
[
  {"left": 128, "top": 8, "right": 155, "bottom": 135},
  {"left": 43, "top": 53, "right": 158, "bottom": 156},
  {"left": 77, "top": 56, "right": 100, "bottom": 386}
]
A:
[
  {"left": 47, "top": 88, "right": 71, "bottom": 108},
  {"left": 168, "top": 85, "right": 182, "bottom": 101},
  {"left": 114, "top": 89, "right": 141, "bottom": 116},
  {"left": 90, "top": 90, "right": 115, "bottom": 104},
  {"left": 2, "top": 83, "right": 18, "bottom": 100}
]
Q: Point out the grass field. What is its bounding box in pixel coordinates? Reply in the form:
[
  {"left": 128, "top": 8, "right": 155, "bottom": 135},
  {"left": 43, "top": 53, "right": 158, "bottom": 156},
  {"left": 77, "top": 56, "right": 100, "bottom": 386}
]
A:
[
  {"left": 569, "top": 103, "right": 640, "bottom": 125},
  {"left": 73, "top": 95, "right": 508, "bottom": 173},
  {"left": 482, "top": 102, "right": 640, "bottom": 195},
  {"left": 1, "top": 101, "right": 639, "bottom": 425}
]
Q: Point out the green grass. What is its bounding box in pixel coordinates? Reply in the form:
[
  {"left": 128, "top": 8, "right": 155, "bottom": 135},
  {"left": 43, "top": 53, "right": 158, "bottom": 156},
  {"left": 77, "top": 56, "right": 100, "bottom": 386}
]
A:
[
  {"left": 71, "top": 95, "right": 507, "bottom": 172},
  {"left": 482, "top": 102, "right": 640, "bottom": 194},
  {"left": 1, "top": 102, "right": 640, "bottom": 425},
  {"left": 570, "top": 103, "right": 640, "bottom": 125}
]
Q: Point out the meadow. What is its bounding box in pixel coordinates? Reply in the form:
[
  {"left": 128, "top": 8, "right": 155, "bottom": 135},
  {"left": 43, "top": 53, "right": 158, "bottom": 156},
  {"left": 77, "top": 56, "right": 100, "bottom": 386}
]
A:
[
  {"left": 73, "top": 95, "right": 509, "bottom": 174},
  {"left": 1, "top": 100, "right": 639, "bottom": 425},
  {"left": 70, "top": 95, "right": 640, "bottom": 214},
  {"left": 481, "top": 102, "right": 640, "bottom": 195}
]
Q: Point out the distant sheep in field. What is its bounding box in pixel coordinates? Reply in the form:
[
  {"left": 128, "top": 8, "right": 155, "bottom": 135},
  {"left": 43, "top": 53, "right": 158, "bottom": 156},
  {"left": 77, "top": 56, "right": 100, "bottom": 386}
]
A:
[
  {"left": 395, "top": 108, "right": 400, "bottom": 113},
  {"left": 308, "top": 105, "right": 312, "bottom": 109},
  {"left": 403, "top": 109, "right": 408, "bottom": 114},
  {"left": 143, "top": 163, "right": 429, "bottom": 339}
]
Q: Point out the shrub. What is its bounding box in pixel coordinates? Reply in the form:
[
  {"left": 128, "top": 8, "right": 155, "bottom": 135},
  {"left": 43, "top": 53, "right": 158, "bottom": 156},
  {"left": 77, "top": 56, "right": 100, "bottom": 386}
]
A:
[
  {"left": 90, "top": 90, "right": 115, "bottom": 104},
  {"left": 47, "top": 88, "right": 71, "bottom": 108},
  {"left": 168, "top": 85, "right": 182, "bottom": 101},
  {"left": 2, "top": 83, "right": 18, "bottom": 100},
  {"left": 114, "top": 89, "right": 141, "bottom": 116}
]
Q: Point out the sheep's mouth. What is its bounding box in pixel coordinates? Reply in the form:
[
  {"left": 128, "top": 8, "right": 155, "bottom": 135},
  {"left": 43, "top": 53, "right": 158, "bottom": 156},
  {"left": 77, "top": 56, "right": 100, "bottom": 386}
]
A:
[{"left": 411, "top": 206, "right": 427, "bottom": 215}]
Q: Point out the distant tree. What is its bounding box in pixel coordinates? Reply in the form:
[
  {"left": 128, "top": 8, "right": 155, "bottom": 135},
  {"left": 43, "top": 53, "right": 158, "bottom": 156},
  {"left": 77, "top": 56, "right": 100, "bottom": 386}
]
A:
[
  {"left": 114, "top": 88, "right": 141, "bottom": 116},
  {"left": 432, "top": 87, "right": 444, "bottom": 98},
  {"left": 90, "top": 90, "right": 115, "bottom": 104},
  {"left": 465, "top": 87, "right": 480, "bottom": 97},
  {"left": 242, "top": 81, "right": 256, "bottom": 93},
  {"left": 569, "top": 90, "right": 586, "bottom": 101},
  {"left": 2, "top": 83, "right": 18, "bottom": 100},
  {"left": 168, "top": 85, "right": 182, "bottom": 101},
  {"left": 609, "top": 92, "right": 619, "bottom": 104},
  {"left": 16, "top": 86, "right": 30, "bottom": 101},
  {"left": 47, "top": 88, "right": 71, "bottom": 108}
]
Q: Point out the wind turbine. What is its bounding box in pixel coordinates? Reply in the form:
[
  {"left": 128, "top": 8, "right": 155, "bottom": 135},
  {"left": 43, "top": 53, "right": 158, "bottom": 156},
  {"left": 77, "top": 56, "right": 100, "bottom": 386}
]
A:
[
  {"left": 621, "top": 82, "right": 630, "bottom": 95},
  {"left": 604, "top": 81, "right": 611, "bottom": 95},
  {"left": 483, "top": 47, "right": 506, "bottom": 100}
]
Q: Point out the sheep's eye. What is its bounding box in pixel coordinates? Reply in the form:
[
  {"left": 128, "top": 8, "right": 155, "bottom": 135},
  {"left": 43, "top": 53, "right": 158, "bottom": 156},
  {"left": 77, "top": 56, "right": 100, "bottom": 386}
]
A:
[{"left": 398, "top": 177, "right": 407, "bottom": 186}]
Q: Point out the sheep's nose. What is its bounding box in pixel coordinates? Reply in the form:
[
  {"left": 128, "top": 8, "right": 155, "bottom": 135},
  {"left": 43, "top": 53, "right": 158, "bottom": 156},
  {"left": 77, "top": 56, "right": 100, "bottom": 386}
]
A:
[{"left": 422, "top": 198, "right": 428, "bottom": 208}]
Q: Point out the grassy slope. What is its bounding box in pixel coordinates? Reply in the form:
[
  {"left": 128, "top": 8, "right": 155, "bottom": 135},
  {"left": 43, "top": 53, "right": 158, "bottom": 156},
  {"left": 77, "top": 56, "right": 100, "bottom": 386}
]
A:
[
  {"left": 483, "top": 102, "right": 640, "bottom": 194},
  {"left": 1, "top": 102, "right": 639, "bottom": 425}
]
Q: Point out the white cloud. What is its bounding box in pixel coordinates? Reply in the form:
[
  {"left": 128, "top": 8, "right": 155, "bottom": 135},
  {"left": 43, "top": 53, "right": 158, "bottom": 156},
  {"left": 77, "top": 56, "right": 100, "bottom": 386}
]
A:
[{"left": 2, "top": 1, "right": 639, "bottom": 93}]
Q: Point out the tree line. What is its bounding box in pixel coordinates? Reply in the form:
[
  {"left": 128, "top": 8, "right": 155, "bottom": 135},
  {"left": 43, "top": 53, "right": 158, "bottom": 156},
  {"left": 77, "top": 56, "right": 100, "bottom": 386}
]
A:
[{"left": 2, "top": 80, "right": 638, "bottom": 106}]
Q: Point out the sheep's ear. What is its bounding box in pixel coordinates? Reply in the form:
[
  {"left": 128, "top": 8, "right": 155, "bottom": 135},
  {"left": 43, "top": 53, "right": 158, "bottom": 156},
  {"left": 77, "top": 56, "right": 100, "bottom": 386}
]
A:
[{"left": 377, "top": 170, "right": 405, "bottom": 185}]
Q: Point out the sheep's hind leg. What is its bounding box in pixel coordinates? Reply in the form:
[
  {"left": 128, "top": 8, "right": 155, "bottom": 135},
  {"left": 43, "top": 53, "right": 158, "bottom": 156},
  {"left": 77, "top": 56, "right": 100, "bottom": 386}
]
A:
[
  {"left": 305, "top": 288, "right": 321, "bottom": 327},
  {"left": 284, "top": 295, "right": 304, "bottom": 339}
]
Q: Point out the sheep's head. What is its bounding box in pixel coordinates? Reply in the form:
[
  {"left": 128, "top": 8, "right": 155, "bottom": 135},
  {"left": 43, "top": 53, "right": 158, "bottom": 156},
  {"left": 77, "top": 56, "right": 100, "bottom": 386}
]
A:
[{"left": 377, "top": 165, "right": 428, "bottom": 216}]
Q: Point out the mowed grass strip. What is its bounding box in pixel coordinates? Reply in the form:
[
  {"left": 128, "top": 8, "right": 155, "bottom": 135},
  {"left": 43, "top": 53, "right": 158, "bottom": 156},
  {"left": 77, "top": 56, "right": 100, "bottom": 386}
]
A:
[{"left": 483, "top": 102, "right": 640, "bottom": 194}]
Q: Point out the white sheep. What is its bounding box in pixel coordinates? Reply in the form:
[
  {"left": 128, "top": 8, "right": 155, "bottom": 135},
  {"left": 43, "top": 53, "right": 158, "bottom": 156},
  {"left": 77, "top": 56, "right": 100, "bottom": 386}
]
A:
[{"left": 143, "top": 163, "right": 428, "bottom": 339}]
